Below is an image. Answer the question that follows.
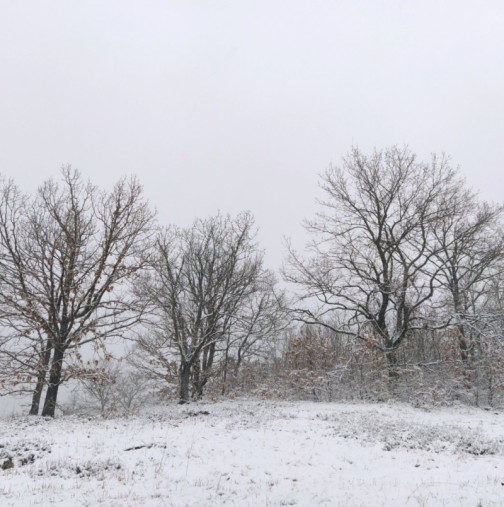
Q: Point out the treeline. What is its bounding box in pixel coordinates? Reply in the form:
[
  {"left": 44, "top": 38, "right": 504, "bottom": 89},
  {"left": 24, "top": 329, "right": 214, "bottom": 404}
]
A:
[{"left": 1, "top": 146, "right": 503, "bottom": 416}]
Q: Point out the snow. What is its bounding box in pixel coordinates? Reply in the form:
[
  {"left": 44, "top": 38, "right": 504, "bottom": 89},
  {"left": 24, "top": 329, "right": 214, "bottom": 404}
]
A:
[{"left": 0, "top": 400, "right": 503, "bottom": 506}]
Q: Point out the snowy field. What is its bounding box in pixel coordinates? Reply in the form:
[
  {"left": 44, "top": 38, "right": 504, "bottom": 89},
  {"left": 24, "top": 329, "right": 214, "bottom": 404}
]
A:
[{"left": 1, "top": 400, "right": 503, "bottom": 506}]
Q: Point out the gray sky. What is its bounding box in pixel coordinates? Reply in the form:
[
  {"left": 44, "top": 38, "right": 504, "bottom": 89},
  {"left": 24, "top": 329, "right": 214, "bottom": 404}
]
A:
[{"left": 1, "top": 0, "right": 503, "bottom": 270}]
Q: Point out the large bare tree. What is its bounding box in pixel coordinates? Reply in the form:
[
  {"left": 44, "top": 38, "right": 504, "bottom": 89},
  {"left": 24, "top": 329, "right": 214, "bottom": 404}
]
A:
[
  {"left": 285, "top": 146, "right": 467, "bottom": 376},
  {"left": 0, "top": 167, "right": 154, "bottom": 416},
  {"left": 137, "top": 212, "right": 285, "bottom": 403}
]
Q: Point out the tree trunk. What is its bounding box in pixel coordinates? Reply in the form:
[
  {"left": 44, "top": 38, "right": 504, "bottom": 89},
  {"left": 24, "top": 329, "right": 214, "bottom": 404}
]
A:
[
  {"left": 29, "top": 381, "right": 44, "bottom": 416},
  {"left": 221, "top": 345, "right": 230, "bottom": 396},
  {"left": 194, "top": 343, "right": 215, "bottom": 399},
  {"left": 453, "top": 284, "right": 472, "bottom": 363},
  {"left": 41, "top": 344, "right": 65, "bottom": 417},
  {"left": 192, "top": 358, "right": 202, "bottom": 400},
  {"left": 234, "top": 348, "right": 243, "bottom": 376},
  {"left": 386, "top": 350, "right": 399, "bottom": 380},
  {"left": 29, "top": 339, "right": 53, "bottom": 416},
  {"left": 488, "top": 366, "right": 494, "bottom": 408},
  {"left": 179, "top": 361, "right": 191, "bottom": 404},
  {"left": 458, "top": 333, "right": 471, "bottom": 362}
]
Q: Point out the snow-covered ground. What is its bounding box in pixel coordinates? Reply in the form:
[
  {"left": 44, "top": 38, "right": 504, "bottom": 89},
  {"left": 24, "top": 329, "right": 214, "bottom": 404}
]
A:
[{"left": 1, "top": 400, "right": 503, "bottom": 506}]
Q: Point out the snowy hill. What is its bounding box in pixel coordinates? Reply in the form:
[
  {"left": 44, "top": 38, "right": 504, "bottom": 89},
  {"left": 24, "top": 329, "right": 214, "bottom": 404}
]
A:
[{"left": 1, "top": 400, "right": 503, "bottom": 506}]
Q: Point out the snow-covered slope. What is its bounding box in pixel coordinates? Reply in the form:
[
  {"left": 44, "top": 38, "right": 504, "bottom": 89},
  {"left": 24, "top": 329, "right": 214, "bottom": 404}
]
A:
[{"left": 1, "top": 400, "right": 503, "bottom": 506}]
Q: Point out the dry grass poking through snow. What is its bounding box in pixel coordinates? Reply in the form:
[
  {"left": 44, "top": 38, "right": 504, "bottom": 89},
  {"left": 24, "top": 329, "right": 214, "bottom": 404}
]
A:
[{"left": 1, "top": 400, "right": 503, "bottom": 506}]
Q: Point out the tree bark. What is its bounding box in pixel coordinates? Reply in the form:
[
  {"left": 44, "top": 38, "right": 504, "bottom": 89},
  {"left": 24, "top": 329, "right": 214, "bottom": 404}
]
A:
[
  {"left": 179, "top": 362, "right": 191, "bottom": 404},
  {"left": 29, "top": 381, "right": 44, "bottom": 416},
  {"left": 192, "top": 358, "right": 201, "bottom": 400},
  {"left": 41, "top": 344, "right": 64, "bottom": 417}
]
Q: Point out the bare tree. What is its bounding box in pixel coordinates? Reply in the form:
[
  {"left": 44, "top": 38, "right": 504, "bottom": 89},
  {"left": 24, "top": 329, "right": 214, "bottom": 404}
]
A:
[
  {"left": 220, "top": 279, "right": 287, "bottom": 394},
  {"left": 77, "top": 359, "right": 120, "bottom": 414},
  {"left": 114, "top": 368, "right": 152, "bottom": 412},
  {"left": 137, "top": 212, "right": 285, "bottom": 403},
  {"left": 129, "top": 331, "right": 180, "bottom": 398},
  {"left": 0, "top": 167, "right": 155, "bottom": 416},
  {"left": 76, "top": 358, "right": 151, "bottom": 414},
  {"left": 285, "top": 146, "right": 466, "bottom": 377},
  {"left": 432, "top": 199, "right": 504, "bottom": 360}
]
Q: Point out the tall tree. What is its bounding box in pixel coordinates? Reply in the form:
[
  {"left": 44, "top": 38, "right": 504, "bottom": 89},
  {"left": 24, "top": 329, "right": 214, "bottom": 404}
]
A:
[
  {"left": 0, "top": 167, "right": 154, "bottom": 416},
  {"left": 285, "top": 146, "right": 466, "bottom": 377}
]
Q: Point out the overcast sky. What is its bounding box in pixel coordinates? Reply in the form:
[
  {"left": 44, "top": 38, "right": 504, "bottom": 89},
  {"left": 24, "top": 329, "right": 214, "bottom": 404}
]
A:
[{"left": 1, "top": 1, "right": 503, "bottom": 270}]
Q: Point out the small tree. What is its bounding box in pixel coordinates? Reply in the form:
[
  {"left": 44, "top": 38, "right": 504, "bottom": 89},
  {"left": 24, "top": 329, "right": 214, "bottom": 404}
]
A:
[
  {"left": 0, "top": 167, "right": 155, "bottom": 416},
  {"left": 76, "top": 358, "right": 151, "bottom": 414},
  {"left": 77, "top": 359, "right": 120, "bottom": 414},
  {"left": 114, "top": 369, "right": 152, "bottom": 412}
]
